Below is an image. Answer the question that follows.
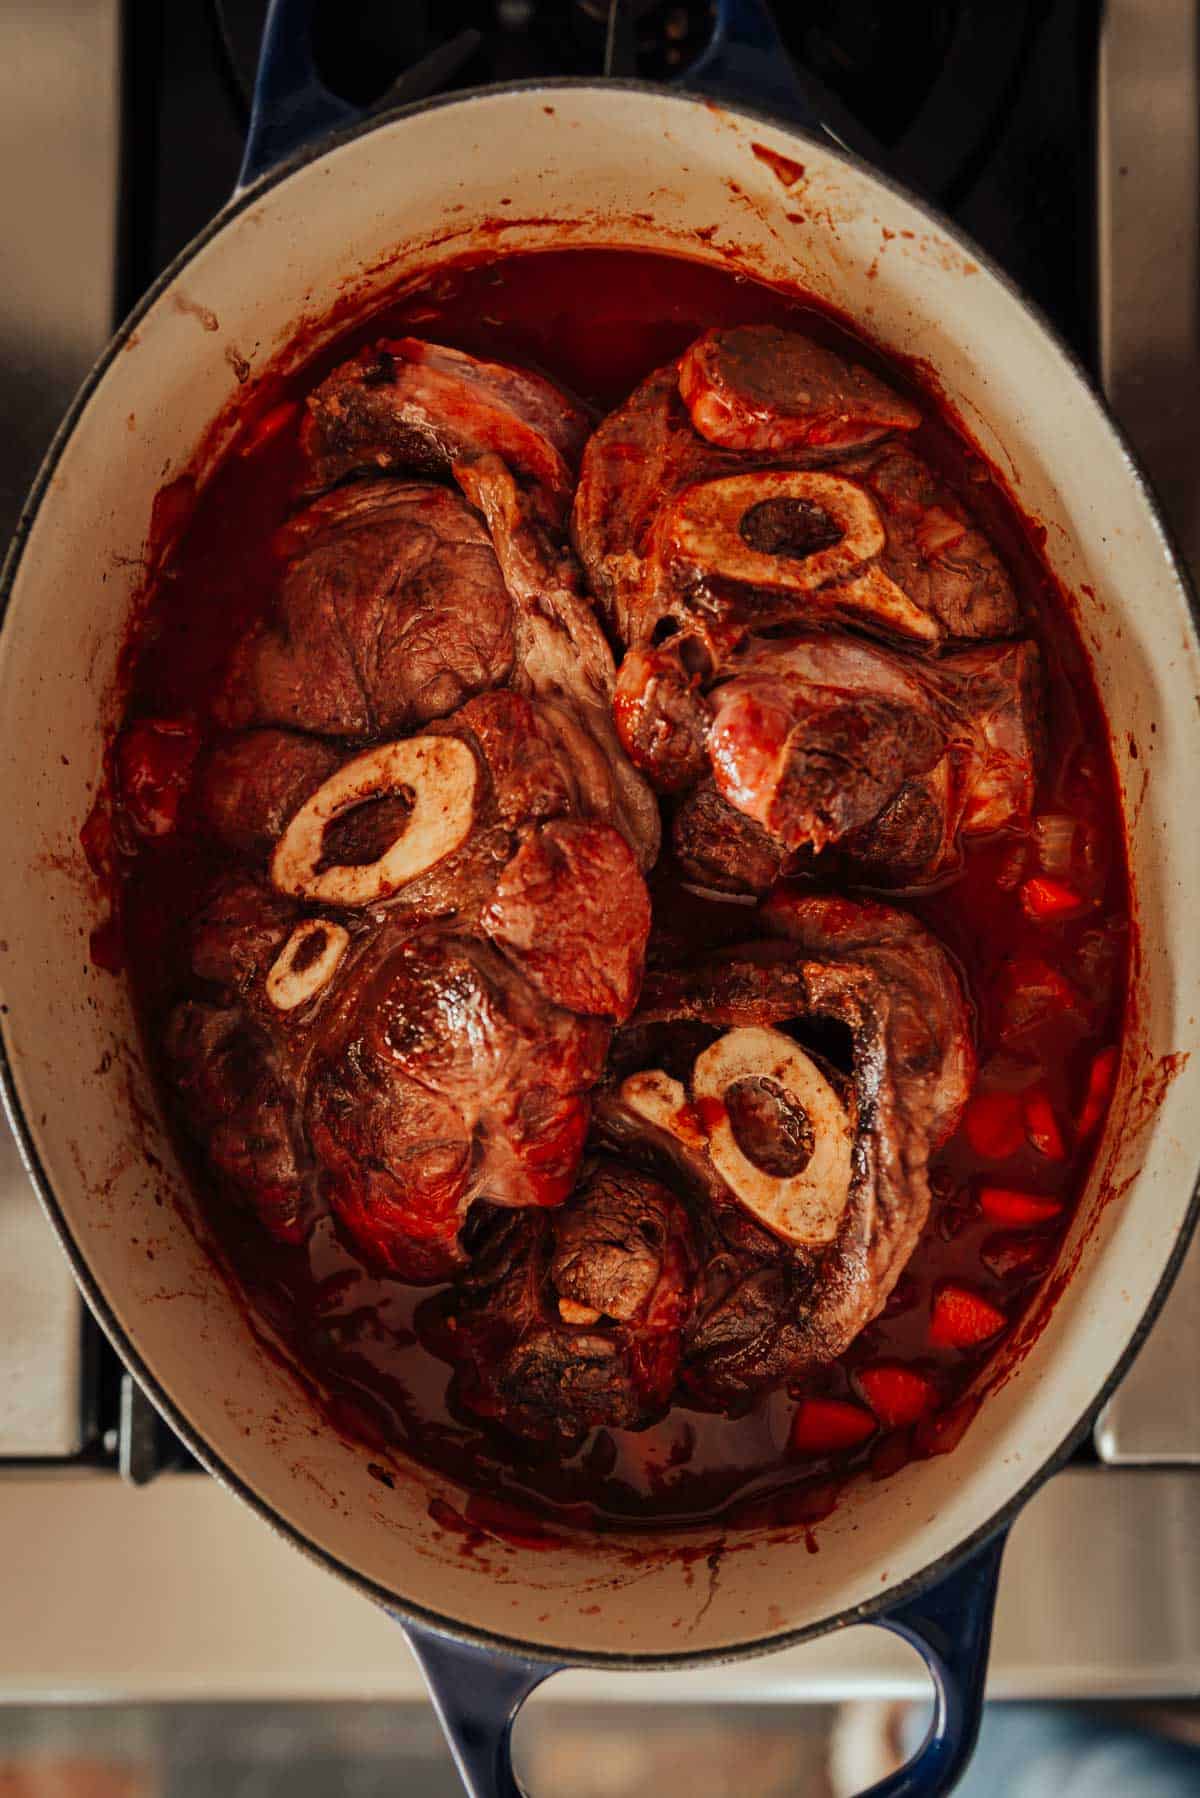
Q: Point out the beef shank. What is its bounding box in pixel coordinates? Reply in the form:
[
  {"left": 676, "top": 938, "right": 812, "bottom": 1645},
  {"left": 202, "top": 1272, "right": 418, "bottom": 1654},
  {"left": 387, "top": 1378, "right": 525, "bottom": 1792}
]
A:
[
  {"left": 667, "top": 635, "right": 1042, "bottom": 889},
  {"left": 595, "top": 893, "right": 974, "bottom": 1409},
  {"left": 169, "top": 680, "right": 651, "bottom": 1281},
  {"left": 426, "top": 1161, "right": 696, "bottom": 1445},
  {"left": 572, "top": 325, "right": 1018, "bottom": 652}
]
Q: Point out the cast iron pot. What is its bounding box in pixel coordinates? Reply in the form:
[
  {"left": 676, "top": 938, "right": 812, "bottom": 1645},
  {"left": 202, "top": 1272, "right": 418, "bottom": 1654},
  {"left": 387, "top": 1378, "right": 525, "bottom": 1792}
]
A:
[{"left": 2, "top": 3, "right": 1199, "bottom": 1792}]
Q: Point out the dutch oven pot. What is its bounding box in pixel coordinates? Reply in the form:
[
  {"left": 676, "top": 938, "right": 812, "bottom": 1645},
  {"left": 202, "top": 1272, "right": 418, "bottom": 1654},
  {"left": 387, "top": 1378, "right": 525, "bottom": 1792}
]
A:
[{"left": 2, "top": 3, "right": 1199, "bottom": 1792}]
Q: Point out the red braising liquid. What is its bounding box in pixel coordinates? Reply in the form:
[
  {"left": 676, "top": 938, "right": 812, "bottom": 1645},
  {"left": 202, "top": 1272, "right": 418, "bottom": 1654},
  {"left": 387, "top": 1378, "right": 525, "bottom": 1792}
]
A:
[{"left": 112, "top": 250, "right": 1128, "bottom": 1533}]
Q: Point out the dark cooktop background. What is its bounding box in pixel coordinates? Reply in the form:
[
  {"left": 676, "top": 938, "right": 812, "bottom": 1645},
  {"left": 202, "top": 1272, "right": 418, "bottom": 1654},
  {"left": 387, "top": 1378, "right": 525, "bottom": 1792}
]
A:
[{"left": 120, "top": 1, "right": 1101, "bottom": 369}]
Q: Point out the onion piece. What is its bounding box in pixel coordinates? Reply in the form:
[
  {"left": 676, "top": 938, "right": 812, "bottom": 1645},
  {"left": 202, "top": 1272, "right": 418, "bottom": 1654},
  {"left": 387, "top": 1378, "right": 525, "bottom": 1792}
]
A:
[{"left": 1033, "top": 813, "right": 1077, "bottom": 878}]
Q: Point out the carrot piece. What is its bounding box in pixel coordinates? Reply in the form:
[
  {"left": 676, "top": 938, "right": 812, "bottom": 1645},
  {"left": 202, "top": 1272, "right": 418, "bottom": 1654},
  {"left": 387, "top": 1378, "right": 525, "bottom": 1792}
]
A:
[
  {"left": 790, "top": 1397, "right": 877, "bottom": 1458},
  {"left": 929, "top": 1282, "right": 1007, "bottom": 1349},
  {"left": 979, "top": 1187, "right": 1064, "bottom": 1227},
  {"left": 857, "top": 1364, "right": 937, "bottom": 1428},
  {"left": 238, "top": 399, "right": 300, "bottom": 457},
  {"left": 1020, "top": 876, "right": 1087, "bottom": 921},
  {"left": 963, "top": 1090, "right": 1026, "bottom": 1160},
  {"left": 1077, "top": 1045, "right": 1119, "bottom": 1141},
  {"left": 1023, "top": 1087, "right": 1067, "bottom": 1160}
]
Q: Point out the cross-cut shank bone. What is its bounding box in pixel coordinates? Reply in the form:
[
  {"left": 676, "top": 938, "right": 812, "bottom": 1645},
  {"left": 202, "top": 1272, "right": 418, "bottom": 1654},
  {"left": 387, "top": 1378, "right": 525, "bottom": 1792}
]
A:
[
  {"left": 692, "top": 1026, "right": 854, "bottom": 1246},
  {"left": 265, "top": 919, "right": 350, "bottom": 1011},
  {"left": 661, "top": 470, "right": 940, "bottom": 645},
  {"left": 271, "top": 736, "right": 477, "bottom": 905}
]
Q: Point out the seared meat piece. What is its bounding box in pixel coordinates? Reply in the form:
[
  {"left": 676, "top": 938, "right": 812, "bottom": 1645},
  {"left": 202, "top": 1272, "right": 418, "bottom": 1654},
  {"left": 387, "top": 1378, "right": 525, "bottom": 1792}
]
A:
[
  {"left": 671, "top": 781, "right": 787, "bottom": 895},
  {"left": 849, "top": 442, "right": 1018, "bottom": 643},
  {"left": 306, "top": 929, "right": 608, "bottom": 1281},
  {"left": 613, "top": 640, "right": 712, "bottom": 794},
  {"left": 594, "top": 895, "right": 974, "bottom": 1407},
  {"left": 572, "top": 362, "right": 755, "bottom": 638},
  {"left": 187, "top": 874, "right": 297, "bottom": 996},
  {"left": 662, "top": 636, "right": 1041, "bottom": 889},
  {"left": 456, "top": 455, "right": 661, "bottom": 869},
  {"left": 940, "top": 639, "right": 1045, "bottom": 834},
  {"left": 168, "top": 679, "right": 653, "bottom": 1279},
  {"left": 197, "top": 731, "right": 341, "bottom": 859},
  {"left": 677, "top": 325, "right": 921, "bottom": 453},
  {"left": 427, "top": 1161, "right": 695, "bottom": 1445},
  {"left": 703, "top": 637, "right": 945, "bottom": 851},
  {"left": 572, "top": 328, "right": 1017, "bottom": 651},
  {"left": 261, "top": 340, "right": 659, "bottom": 866},
  {"left": 302, "top": 337, "right": 589, "bottom": 522},
  {"left": 164, "top": 998, "right": 310, "bottom": 1245},
  {"left": 216, "top": 481, "right": 515, "bottom": 737},
  {"left": 165, "top": 875, "right": 334, "bottom": 1246},
  {"left": 483, "top": 818, "right": 651, "bottom": 1021}
]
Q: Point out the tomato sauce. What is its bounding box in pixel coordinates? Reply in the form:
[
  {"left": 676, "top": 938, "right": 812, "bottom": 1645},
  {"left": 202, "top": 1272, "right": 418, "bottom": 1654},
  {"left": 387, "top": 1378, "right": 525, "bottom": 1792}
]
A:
[{"left": 111, "top": 249, "right": 1128, "bottom": 1533}]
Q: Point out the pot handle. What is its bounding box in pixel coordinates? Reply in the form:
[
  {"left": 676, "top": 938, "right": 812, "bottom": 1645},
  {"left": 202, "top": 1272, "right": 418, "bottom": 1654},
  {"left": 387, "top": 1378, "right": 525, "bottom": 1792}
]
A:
[
  {"left": 404, "top": 1527, "right": 1006, "bottom": 1798},
  {"left": 682, "top": 0, "right": 825, "bottom": 136},
  {"left": 237, "top": 0, "right": 358, "bottom": 192},
  {"left": 237, "top": 0, "right": 825, "bottom": 193},
  {"left": 405, "top": 1626, "right": 559, "bottom": 1798}
]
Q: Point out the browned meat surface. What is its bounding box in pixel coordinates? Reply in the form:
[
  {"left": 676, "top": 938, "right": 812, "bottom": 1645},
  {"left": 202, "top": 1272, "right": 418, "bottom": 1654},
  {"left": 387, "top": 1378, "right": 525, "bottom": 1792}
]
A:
[
  {"left": 613, "top": 640, "right": 712, "bottom": 794},
  {"left": 426, "top": 1162, "right": 695, "bottom": 1445},
  {"left": 216, "top": 481, "right": 515, "bottom": 738},
  {"left": 302, "top": 338, "right": 589, "bottom": 521},
  {"left": 483, "top": 818, "right": 651, "bottom": 1023},
  {"left": 196, "top": 731, "right": 342, "bottom": 859},
  {"left": 678, "top": 325, "right": 921, "bottom": 453},
  {"left": 166, "top": 682, "right": 652, "bottom": 1280},
  {"left": 164, "top": 874, "right": 311, "bottom": 1247},
  {"left": 941, "top": 638, "right": 1045, "bottom": 833},
  {"left": 572, "top": 326, "right": 1017, "bottom": 654},
  {"left": 231, "top": 341, "right": 659, "bottom": 869},
  {"left": 655, "top": 635, "right": 1041, "bottom": 890},
  {"left": 306, "top": 928, "right": 608, "bottom": 1280},
  {"left": 455, "top": 455, "right": 661, "bottom": 869},
  {"left": 165, "top": 1000, "right": 311, "bottom": 1246},
  {"left": 144, "top": 323, "right": 1051, "bottom": 1449},
  {"left": 848, "top": 442, "right": 1018, "bottom": 642},
  {"left": 671, "top": 782, "right": 786, "bottom": 895},
  {"left": 572, "top": 362, "right": 755, "bottom": 640},
  {"left": 594, "top": 895, "right": 974, "bottom": 1408},
  {"left": 704, "top": 637, "right": 946, "bottom": 851},
  {"left": 186, "top": 874, "right": 297, "bottom": 995}
]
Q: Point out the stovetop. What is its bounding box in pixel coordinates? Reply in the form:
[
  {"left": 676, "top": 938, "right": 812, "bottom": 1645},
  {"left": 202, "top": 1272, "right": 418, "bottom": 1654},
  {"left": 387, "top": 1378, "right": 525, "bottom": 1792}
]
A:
[
  {"left": 0, "top": 0, "right": 1194, "bottom": 1484},
  {"left": 128, "top": 0, "right": 1100, "bottom": 358}
]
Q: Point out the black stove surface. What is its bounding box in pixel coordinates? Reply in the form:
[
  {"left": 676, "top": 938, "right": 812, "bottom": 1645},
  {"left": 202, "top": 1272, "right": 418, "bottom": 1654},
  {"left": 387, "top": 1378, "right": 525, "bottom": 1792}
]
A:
[
  {"left": 122, "top": 0, "right": 1100, "bottom": 361},
  {"left": 105, "top": 0, "right": 1104, "bottom": 1479}
]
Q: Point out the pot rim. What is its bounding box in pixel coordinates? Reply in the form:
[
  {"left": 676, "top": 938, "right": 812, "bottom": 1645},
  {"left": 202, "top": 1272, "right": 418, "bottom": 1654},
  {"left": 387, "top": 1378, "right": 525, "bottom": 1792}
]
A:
[{"left": 3, "top": 75, "right": 1198, "bottom": 1671}]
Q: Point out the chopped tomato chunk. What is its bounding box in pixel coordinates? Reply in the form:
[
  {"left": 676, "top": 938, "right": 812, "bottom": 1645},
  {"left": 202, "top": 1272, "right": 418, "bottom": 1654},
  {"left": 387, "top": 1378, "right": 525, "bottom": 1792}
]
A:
[
  {"left": 1020, "top": 876, "right": 1087, "bottom": 921},
  {"left": 1023, "top": 1087, "right": 1067, "bottom": 1160},
  {"left": 790, "top": 1397, "right": 877, "bottom": 1457},
  {"left": 979, "top": 1187, "right": 1063, "bottom": 1227},
  {"left": 857, "top": 1364, "right": 937, "bottom": 1428},
  {"left": 963, "top": 1090, "right": 1025, "bottom": 1160},
  {"left": 930, "top": 1282, "right": 1006, "bottom": 1349},
  {"left": 1077, "top": 1044, "right": 1119, "bottom": 1141}
]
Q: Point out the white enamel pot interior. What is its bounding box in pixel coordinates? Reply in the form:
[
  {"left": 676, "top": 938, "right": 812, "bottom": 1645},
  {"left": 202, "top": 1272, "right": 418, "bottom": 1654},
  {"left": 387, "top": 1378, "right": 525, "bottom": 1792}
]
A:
[{"left": 2, "top": 82, "right": 1199, "bottom": 1665}]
